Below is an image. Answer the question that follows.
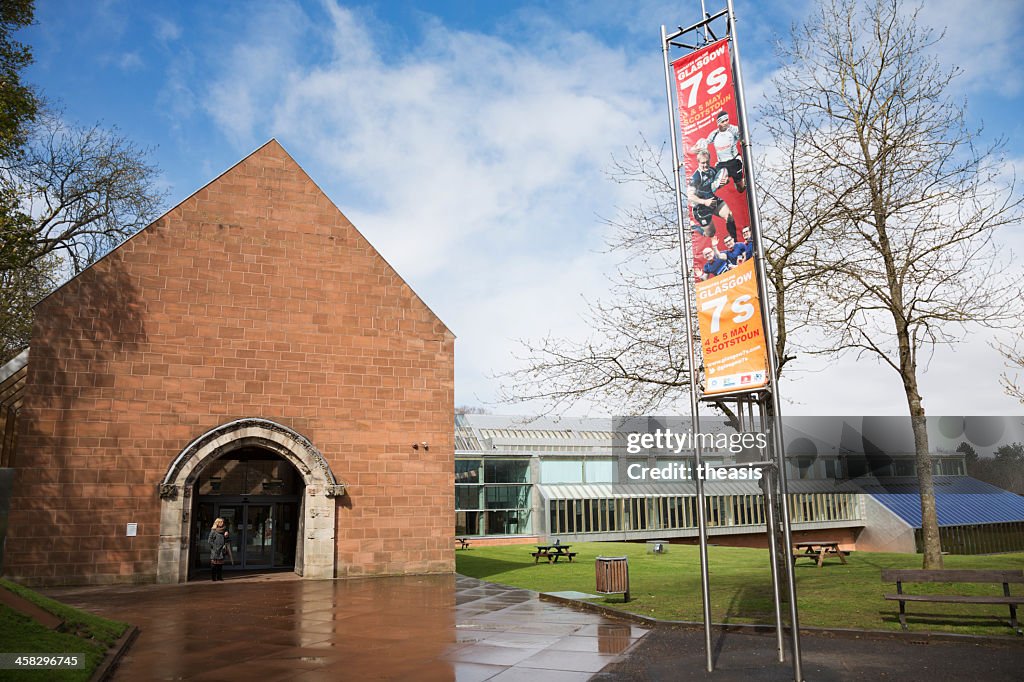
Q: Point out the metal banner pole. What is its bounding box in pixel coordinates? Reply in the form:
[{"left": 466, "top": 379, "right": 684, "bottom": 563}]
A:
[
  {"left": 661, "top": 23, "right": 714, "bottom": 674},
  {"left": 756, "top": 398, "right": 786, "bottom": 662},
  {"left": 765, "top": 397, "right": 801, "bottom": 679},
  {"left": 724, "top": 0, "right": 803, "bottom": 678}
]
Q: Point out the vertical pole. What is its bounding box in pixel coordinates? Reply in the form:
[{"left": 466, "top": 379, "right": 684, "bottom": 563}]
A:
[
  {"left": 661, "top": 24, "right": 714, "bottom": 674},
  {"left": 724, "top": 1, "right": 803, "bottom": 678},
  {"left": 756, "top": 398, "right": 786, "bottom": 662},
  {"left": 774, "top": 408, "right": 803, "bottom": 681}
]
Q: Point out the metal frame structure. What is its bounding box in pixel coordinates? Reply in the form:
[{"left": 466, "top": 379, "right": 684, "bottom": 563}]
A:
[{"left": 661, "top": 2, "right": 804, "bottom": 679}]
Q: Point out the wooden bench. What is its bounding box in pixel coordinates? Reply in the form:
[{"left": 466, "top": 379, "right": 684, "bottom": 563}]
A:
[
  {"left": 882, "top": 569, "right": 1024, "bottom": 634},
  {"left": 790, "top": 550, "right": 851, "bottom": 564},
  {"left": 531, "top": 551, "right": 578, "bottom": 563},
  {"left": 791, "top": 541, "right": 848, "bottom": 567}
]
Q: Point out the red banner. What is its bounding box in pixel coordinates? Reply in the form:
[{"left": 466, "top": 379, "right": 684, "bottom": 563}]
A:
[{"left": 672, "top": 39, "right": 768, "bottom": 396}]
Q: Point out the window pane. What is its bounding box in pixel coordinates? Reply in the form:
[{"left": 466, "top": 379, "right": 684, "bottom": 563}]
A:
[
  {"left": 456, "top": 511, "right": 482, "bottom": 536},
  {"left": 456, "top": 459, "right": 482, "bottom": 484},
  {"left": 484, "top": 485, "right": 531, "bottom": 509},
  {"left": 585, "top": 460, "right": 614, "bottom": 483},
  {"left": 485, "top": 460, "right": 530, "bottom": 483},
  {"left": 485, "top": 510, "right": 531, "bottom": 535},
  {"left": 937, "top": 459, "right": 963, "bottom": 476},
  {"left": 455, "top": 487, "right": 481, "bottom": 509},
  {"left": 541, "top": 460, "right": 582, "bottom": 483},
  {"left": 893, "top": 459, "right": 914, "bottom": 476}
]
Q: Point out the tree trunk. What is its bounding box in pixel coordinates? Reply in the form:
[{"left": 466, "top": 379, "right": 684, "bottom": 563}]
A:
[{"left": 908, "top": 390, "right": 943, "bottom": 568}]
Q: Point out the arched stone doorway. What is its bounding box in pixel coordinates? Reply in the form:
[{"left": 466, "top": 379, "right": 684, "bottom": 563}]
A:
[
  {"left": 190, "top": 447, "right": 302, "bottom": 576},
  {"left": 157, "top": 419, "right": 345, "bottom": 583}
]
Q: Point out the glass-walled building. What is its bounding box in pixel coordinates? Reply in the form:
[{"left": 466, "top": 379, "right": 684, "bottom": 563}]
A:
[
  {"left": 453, "top": 414, "right": 1024, "bottom": 554},
  {"left": 453, "top": 414, "right": 866, "bottom": 544},
  {"left": 455, "top": 458, "right": 532, "bottom": 536}
]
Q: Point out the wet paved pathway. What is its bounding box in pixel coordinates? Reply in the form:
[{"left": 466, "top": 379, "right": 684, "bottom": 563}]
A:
[
  {"left": 44, "top": 574, "right": 647, "bottom": 681},
  {"left": 43, "top": 573, "right": 1024, "bottom": 680}
]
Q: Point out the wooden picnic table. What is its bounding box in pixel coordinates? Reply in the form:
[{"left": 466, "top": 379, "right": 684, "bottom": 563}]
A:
[
  {"left": 792, "top": 540, "right": 847, "bottom": 567},
  {"left": 531, "top": 544, "right": 577, "bottom": 563}
]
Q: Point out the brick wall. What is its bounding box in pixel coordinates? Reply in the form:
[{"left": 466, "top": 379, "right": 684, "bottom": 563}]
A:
[{"left": 5, "top": 140, "right": 455, "bottom": 585}]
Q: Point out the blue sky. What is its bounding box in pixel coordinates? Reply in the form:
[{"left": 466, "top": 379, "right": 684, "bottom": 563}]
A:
[{"left": 20, "top": 0, "right": 1024, "bottom": 417}]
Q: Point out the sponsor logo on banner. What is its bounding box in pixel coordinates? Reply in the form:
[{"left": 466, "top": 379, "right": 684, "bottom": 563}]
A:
[{"left": 672, "top": 39, "right": 769, "bottom": 397}]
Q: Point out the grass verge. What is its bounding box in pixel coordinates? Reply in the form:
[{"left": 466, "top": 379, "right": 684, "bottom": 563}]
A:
[
  {"left": 0, "top": 579, "right": 130, "bottom": 682},
  {"left": 457, "top": 542, "right": 1024, "bottom": 637}
]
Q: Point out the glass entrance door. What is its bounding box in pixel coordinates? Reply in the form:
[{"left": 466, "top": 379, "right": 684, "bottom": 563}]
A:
[
  {"left": 243, "top": 504, "right": 273, "bottom": 567},
  {"left": 215, "top": 503, "right": 274, "bottom": 569},
  {"left": 217, "top": 504, "right": 243, "bottom": 568}
]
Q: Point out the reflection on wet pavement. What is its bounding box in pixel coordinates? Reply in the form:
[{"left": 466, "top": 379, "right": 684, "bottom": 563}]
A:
[{"left": 43, "top": 574, "right": 647, "bottom": 681}]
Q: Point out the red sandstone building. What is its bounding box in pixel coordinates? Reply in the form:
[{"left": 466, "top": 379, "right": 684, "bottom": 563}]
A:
[{"left": 1, "top": 140, "right": 455, "bottom": 586}]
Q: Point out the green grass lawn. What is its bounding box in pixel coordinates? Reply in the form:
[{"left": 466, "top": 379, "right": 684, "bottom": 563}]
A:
[
  {"left": 457, "top": 543, "right": 1024, "bottom": 637},
  {"left": 0, "top": 579, "right": 129, "bottom": 682}
]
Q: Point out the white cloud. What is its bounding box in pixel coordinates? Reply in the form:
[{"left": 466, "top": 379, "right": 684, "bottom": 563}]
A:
[
  {"left": 917, "top": 0, "right": 1024, "bottom": 97},
  {"left": 201, "top": 3, "right": 312, "bottom": 145},
  {"left": 118, "top": 51, "right": 143, "bottom": 71},
  {"left": 177, "top": 0, "right": 1024, "bottom": 417},
  {"left": 153, "top": 16, "right": 181, "bottom": 43},
  {"left": 187, "top": 1, "right": 664, "bottom": 410}
]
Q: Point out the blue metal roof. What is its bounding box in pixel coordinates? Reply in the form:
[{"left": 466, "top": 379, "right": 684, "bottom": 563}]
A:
[{"left": 863, "top": 476, "right": 1024, "bottom": 528}]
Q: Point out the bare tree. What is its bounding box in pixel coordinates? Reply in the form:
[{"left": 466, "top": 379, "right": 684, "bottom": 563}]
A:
[
  {"left": 772, "top": 0, "right": 1024, "bottom": 568},
  {"left": 498, "top": 138, "right": 813, "bottom": 420},
  {"left": 455, "top": 405, "right": 492, "bottom": 415},
  {"left": 0, "top": 111, "right": 166, "bottom": 274},
  {"left": 757, "top": 97, "right": 845, "bottom": 375},
  {"left": 995, "top": 339, "right": 1024, "bottom": 404},
  {"left": 0, "top": 112, "right": 165, "bottom": 358},
  {"left": 501, "top": 2, "right": 1021, "bottom": 570}
]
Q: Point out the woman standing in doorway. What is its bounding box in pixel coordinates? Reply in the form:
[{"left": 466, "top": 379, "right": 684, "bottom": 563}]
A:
[{"left": 208, "top": 517, "right": 229, "bottom": 581}]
